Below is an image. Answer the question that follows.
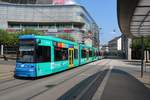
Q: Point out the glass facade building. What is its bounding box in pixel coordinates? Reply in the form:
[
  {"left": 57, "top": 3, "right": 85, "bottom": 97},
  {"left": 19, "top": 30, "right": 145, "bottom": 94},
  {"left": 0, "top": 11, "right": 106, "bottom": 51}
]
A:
[{"left": 0, "top": 2, "right": 99, "bottom": 47}]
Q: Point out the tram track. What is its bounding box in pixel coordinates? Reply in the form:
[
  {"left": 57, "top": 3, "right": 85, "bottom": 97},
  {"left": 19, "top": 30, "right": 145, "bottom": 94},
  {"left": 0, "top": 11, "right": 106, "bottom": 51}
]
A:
[
  {"left": 0, "top": 63, "right": 91, "bottom": 93},
  {"left": 0, "top": 78, "right": 15, "bottom": 84},
  {"left": 0, "top": 80, "right": 32, "bottom": 93},
  {"left": 0, "top": 59, "right": 110, "bottom": 99},
  {"left": 0, "top": 59, "right": 104, "bottom": 87},
  {"left": 26, "top": 65, "right": 105, "bottom": 100},
  {"left": 51, "top": 60, "right": 108, "bottom": 86},
  {"left": 0, "top": 59, "right": 104, "bottom": 83},
  {"left": 57, "top": 60, "right": 111, "bottom": 100},
  {"left": 26, "top": 60, "right": 111, "bottom": 100},
  {"left": 58, "top": 69, "right": 108, "bottom": 100}
]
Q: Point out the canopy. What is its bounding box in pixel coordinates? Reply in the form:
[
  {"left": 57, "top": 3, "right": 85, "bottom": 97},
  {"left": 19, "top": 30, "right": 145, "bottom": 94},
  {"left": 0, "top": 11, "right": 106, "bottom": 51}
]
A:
[{"left": 117, "top": 0, "right": 150, "bottom": 37}]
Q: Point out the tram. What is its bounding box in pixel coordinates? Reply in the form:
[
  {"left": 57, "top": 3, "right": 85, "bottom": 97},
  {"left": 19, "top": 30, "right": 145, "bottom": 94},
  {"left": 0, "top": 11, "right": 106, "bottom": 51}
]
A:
[{"left": 15, "top": 35, "right": 101, "bottom": 77}]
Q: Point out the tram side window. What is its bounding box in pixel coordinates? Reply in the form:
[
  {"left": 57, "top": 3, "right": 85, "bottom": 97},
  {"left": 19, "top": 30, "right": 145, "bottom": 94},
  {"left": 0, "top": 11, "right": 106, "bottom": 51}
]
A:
[
  {"left": 92, "top": 51, "right": 94, "bottom": 57},
  {"left": 54, "top": 47, "right": 68, "bottom": 61},
  {"left": 89, "top": 50, "right": 92, "bottom": 57},
  {"left": 97, "top": 51, "right": 99, "bottom": 56},
  {"left": 36, "top": 46, "right": 51, "bottom": 62},
  {"left": 94, "top": 51, "right": 96, "bottom": 56},
  {"left": 95, "top": 51, "right": 98, "bottom": 57},
  {"left": 74, "top": 49, "right": 78, "bottom": 59},
  {"left": 99, "top": 52, "right": 101, "bottom": 56},
  {"left": 82, "top": 49, "right": 86, "bottom": 58}
]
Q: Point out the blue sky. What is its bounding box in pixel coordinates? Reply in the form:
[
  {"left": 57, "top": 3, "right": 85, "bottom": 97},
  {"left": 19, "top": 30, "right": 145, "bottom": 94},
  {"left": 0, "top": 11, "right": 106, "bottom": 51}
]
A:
[{"left": 76, "top": 0, "right": 121, "bottom": 44}]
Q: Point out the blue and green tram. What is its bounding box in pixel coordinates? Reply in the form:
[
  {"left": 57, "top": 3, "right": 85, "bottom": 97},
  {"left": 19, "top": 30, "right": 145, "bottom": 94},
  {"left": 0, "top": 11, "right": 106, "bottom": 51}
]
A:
[
  {"left": 79, "top": 44, "right": 97, "bottom": 64},
  {"left": 15, "top": 35, "right": 100, "bottom": 77}
]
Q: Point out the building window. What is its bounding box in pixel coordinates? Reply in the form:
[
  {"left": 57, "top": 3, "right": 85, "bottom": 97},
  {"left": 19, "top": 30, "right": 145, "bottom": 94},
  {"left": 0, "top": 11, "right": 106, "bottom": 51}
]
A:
[
  {"left": 36, "top": 46, "right": 51, "bottom": 62},
  {"left": 54, "top": 47, "right": 68, "bottom": 61}
]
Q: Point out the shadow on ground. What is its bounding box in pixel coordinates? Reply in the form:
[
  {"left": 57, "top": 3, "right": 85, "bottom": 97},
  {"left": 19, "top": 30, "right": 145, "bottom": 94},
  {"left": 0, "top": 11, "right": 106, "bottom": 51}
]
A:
[
  {"left": 101, "top": 69, "right": 150, "bottom": 100},
  {"left": 58, "top": 69, "right": 108, "bottom": 100}
]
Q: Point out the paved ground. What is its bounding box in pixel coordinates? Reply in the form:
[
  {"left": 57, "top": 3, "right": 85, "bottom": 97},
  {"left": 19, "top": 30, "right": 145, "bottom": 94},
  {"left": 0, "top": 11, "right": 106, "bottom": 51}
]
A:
[
  {"left": 0, "top": 59, "right": 109, "bottom": 100},
  {"left": 0, "top": 59, "right": 15, "bottom": 72},
  {"left": 92, "top": 59, "right": 150, "bottom": 100},
  {"left": 0, "top": 59, "right": 149, "bottom": 100},
  {"left": 100, "top": 69, "right": 150, "bottom": 100},
  {"left": 114, "top": 59, "right": 150, "bottom": 88},
  {"left": 0, "top": 59, "right": 15, "bottom": 80}
]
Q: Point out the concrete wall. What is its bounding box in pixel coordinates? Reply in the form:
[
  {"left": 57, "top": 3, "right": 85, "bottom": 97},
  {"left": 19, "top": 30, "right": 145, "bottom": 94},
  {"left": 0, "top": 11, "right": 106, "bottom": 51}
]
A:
[{"left": 121, "top": 34, "right": 132, "bottom": 60}]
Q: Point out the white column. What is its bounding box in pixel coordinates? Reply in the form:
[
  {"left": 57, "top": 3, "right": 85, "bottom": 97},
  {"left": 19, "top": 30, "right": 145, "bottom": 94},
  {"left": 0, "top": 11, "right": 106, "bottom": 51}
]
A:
[
  {"left": 144, "top": 50, "right": 147, "bottom": 61},
  {"left": 147, "top": 51, "right": 149, "bottom": 61},
  {"left": 144, "top": 50, "right": 150, "bottom": 62},
  {"left": 1, "top": 45, "right": 4, "bottom": 56},
  {"left": 128, "top": 38, "right": 132, "bottom": 60}
]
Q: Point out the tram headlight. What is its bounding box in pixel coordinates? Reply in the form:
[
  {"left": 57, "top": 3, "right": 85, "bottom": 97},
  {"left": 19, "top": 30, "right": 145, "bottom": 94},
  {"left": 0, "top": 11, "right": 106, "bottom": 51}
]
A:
[
  {"left": 28, "top": 66, "right": 34, "bottom": 68},
  {"left": 29, "top": 69, "right": 34, "bottom": 71},
  {"left": 17, "top": 64, "right": 34, "bottom": 68}
]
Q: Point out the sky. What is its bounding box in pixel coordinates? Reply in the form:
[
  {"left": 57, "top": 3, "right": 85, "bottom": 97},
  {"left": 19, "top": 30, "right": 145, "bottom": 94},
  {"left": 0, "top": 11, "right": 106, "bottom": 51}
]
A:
[{"left": 76, "top": 0, "right": 122, "bottom": 45}]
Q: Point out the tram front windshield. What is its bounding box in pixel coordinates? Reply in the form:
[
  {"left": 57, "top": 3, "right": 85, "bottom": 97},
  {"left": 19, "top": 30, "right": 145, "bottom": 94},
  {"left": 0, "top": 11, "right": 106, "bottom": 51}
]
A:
[{"left": 17, "top": 46, "right": 35, "bottom": 63}]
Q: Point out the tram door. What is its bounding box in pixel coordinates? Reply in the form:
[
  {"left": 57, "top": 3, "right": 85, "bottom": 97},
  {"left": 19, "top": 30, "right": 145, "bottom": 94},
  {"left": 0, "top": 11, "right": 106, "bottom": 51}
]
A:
[{"left": 69, "top": 48, "right": 74, "bottom": 68}]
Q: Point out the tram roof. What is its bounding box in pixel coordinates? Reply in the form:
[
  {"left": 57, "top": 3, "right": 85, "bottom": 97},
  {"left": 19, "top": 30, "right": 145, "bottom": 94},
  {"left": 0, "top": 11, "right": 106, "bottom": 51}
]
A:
[
  {"left": 19, "top": 35, "right": 78, "bottom": 45},
  {"left": 19, "top": 35, "right": 99, "bottom": 49},
  {"left": 117, "top": 0, "right": 150, "bottom": 38}
]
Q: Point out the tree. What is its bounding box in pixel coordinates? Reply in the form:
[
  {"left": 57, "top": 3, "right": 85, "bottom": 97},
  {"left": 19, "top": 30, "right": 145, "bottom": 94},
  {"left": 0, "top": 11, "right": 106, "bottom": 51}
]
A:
[
  {"left": 18, "top": 28, "right": 44, "bottom": 35},
  {"left": 0, "top": 29, "right": 19, "bottom": 46},
  {"left": 131, "top": 37, "right": 150, "bottom": 50},
  {"left": 0, "top": 29, "right": 8, "bottom": 45},
  {"left": 144, "top": 37, "right": 150, "bottom": 50},
  {"left": 0, "top": 29, "right": 10, "bottom": 60},
  {"left": 57, "top": 33, "right": 75, "bottom": 42},
  {"left": 131, "top": 38, "right": 141, "bottom": 49},
  {"left": 131, "top": 37, "right": 150, "bottom": 62},
  {"left": 13, "top": 28, "right": 44, "bottom": 46},
  {"left": 0, "top": 28, "right": 44, "bottom": 60}
]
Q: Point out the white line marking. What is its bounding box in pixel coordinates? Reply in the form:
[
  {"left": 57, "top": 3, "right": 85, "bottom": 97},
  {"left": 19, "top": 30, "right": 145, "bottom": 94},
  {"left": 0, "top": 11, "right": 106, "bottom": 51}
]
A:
[{"left": 92, "top": 66, "right": 113, "bottom": 100}]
